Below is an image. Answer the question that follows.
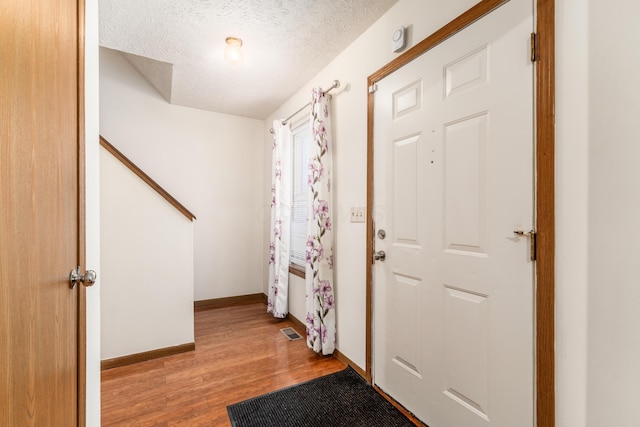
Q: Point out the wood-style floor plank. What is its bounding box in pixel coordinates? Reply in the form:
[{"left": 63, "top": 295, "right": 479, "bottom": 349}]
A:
[{"left": 101, "top": 303, "right": 346, "bottom": 426}]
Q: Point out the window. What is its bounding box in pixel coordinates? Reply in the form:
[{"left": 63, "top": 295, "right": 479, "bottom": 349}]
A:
[{"left": 290, "top": 121, "right": 310, "bottom": 270}]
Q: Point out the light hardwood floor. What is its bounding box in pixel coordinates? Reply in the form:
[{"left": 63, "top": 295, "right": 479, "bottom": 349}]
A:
[{"left": 101, "top": 303, "right": 346, "bottom": 426}]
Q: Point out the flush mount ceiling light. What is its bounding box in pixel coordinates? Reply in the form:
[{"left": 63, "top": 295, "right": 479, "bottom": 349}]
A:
[{"left": 224, "top": 36, "right": 244, "bottom": 65}]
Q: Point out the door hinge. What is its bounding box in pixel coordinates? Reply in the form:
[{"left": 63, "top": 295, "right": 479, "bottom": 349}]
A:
[
  {"left": 369, "top": 83, "right": 378, "bottom": 94},
  {"left": 530, "top": 32, "right": 537, "bottom": 62},
  {"left": 514, "top": 230, "right": 537, "bottom": 261}
]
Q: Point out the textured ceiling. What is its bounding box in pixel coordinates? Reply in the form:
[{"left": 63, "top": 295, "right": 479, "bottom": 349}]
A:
[{"left": 100, "top": 0, "right": 400, "bottom": 119}]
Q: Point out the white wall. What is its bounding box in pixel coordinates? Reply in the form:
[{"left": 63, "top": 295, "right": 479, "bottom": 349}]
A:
[
  {"left": 263, "top": 0, "right": 479, "bottom": 371},
  {"left": 100, "top": 48, "right": 265, "bottom": 301},
  {"left": 84, "top": 0, "right": 101, "bottom": 424},
  {"left": 585, "top": 1, "right": 640, "bottom": 425},
  {"left": 557, "top": 1, "right": 640, "bottom": 425},
  {"left": 100, "top": 148, "right": 195, "bottom": 359}
]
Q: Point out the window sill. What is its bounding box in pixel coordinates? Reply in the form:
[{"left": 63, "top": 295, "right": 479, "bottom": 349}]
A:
[{"left": 289, "top": 263, "right": 306, "bottom": 279}]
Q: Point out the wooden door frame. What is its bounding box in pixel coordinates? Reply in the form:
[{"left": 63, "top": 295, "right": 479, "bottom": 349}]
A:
[
  {"left": 364, "top": 1, "right": 555, "bottom": 426},
  {"left": 77, "top": 0, "right": 87, "bottom": 424}
]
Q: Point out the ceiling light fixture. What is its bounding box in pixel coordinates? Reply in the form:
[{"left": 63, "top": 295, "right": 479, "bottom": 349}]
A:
[{"left": 224, "top": 37, "right": 244, "bottom": 65}]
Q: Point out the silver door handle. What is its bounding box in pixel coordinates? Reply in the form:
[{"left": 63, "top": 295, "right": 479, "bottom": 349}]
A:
[
  {"left": 374, "top": 250, "right": 386, "bottom": 261},
  {"left": 69, "top": 266, "right": 97, "bottom": 289}
]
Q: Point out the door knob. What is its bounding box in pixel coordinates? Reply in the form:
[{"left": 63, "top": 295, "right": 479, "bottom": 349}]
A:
[
  {"left": 374, "top": 250, "right": 386, "bottom": 261},
  {"left": 69, "top": 266, "right": 97, "bottom": 289}
]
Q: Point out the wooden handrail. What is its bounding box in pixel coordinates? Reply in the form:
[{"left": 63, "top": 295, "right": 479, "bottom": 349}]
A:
[{"left": 99, "top": 136, "right": 196, "bottom": 221}]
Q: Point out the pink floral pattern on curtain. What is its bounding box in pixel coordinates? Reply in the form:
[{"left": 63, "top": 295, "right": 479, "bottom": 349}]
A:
[
  {"left": 305, "top": 87, "right": 336, "bottom": 355},
  {"left": 268, "top": 120, "right": 291, "bottom": 318}
]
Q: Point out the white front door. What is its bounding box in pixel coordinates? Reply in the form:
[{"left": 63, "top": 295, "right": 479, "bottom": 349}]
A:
[{"left": 373, "top": 1, "right": 535, "bottom": 426}]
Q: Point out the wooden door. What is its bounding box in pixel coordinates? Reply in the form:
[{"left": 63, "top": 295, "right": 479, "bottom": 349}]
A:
[
  {"left": 0, "top": 0, "right": 82, "bottom": 424},
  {"left": 373, "top": 0, "right": 535, "bottom": 425}
]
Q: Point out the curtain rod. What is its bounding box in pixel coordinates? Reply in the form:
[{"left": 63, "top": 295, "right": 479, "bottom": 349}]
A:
[{"left": 269, "top": 80, "right": 340, "bottom": 134}]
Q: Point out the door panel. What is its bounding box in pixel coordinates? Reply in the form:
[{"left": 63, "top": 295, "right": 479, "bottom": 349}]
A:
[
  {"left": 443, "top": 286, "right": 490, "bottom": 420},
  {"left": 391, "top": 272, "right": 422, "bottom": 377},
  {"left": 373, "top": 1, "right": 534, "bottom": 426},
  {"left": 0, "top": 0, "right": 80, "bottom": 424},
  {"left": 444, "top": 113, "right": 488, "bottom": 255},
  {"left": 393, "top": 134, "right": 421, "bottom": 246}
]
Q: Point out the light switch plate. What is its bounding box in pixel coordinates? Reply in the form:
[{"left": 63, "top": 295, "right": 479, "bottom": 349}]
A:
[{"left": 350, "top": 207, "right": 366, "bottom": 223}]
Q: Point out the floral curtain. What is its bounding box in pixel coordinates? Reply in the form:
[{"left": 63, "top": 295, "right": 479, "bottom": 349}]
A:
[
  {"left": 268, "top": 120, "right": 292, "bottom": 318},
  {"left": 305, "top": 87, "right": 336, "bottom": 355}
]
